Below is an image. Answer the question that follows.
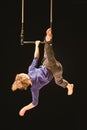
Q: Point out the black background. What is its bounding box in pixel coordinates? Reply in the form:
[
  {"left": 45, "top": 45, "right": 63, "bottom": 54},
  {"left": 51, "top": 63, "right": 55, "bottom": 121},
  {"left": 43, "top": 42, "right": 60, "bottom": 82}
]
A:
[{"left": 0, "top": 0, "right": 87, "bottom": 129}]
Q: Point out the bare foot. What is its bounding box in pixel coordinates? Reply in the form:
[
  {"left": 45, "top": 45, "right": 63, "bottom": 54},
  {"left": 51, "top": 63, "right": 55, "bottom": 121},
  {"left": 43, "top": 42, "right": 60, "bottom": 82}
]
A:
[
  {"left": 66, "top": 83, "right": 74, "bottom": 95},
  {"left": 45, "top": 28, "right": 52, "bottom": 42}
]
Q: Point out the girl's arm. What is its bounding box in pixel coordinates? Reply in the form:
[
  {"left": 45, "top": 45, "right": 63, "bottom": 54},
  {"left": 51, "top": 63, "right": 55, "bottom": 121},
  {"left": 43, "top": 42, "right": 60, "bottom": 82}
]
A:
[
  {"left": 34, "top": 40, "right": 40, "bottom": 58},
  {"left": 19, "top": 102, "right": 36, "bottom": 116}
]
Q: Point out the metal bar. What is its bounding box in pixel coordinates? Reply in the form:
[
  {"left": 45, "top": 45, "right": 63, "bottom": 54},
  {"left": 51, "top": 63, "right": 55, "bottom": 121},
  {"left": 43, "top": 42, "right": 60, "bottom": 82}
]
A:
[
  {"left": 50, "top": 0, "right": 53, "bottom": 29},
  {"left": 20, "top": 0, "right": 53, "bottom": 45},
  {"left": 22, "top": 0, "right": 24, "bottom": 23},
  {"left": 22, "top": 41, "right": 45, "bottom": 45},
  {"left": 20, "top": 0, "right": 25, "bottom": 45}
]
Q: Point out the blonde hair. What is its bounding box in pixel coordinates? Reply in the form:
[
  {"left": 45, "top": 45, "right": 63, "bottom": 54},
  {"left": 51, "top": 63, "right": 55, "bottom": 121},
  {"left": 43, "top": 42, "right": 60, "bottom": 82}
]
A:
[{"left": 11, "top": 73, "right": 30, "bottom": 91}]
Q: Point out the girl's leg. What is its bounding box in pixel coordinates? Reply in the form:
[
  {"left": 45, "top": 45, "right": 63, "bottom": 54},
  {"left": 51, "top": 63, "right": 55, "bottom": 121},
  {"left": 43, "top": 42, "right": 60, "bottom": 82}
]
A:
[{"left": 42, "top": 43, "right": 57, "bottom": 71}]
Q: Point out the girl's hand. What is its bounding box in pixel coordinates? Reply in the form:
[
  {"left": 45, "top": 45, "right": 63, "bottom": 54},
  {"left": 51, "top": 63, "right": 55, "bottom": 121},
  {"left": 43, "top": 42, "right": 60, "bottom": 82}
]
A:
[
  {"left": 35, "top": 40, "right": 41, "bottom": 46},
  {"left": 19, "top": 108, "right": 26, "bottom": 116}
]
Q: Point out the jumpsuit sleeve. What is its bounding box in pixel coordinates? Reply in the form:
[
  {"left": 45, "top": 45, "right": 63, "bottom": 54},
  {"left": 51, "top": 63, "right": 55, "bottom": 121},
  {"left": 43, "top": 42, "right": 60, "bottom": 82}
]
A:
[
  {"left": 29, "top": 57, "right": 39, "bottom": 71},
  {"left": 31, "top": 88, "right": 39, "bottom": 106}
]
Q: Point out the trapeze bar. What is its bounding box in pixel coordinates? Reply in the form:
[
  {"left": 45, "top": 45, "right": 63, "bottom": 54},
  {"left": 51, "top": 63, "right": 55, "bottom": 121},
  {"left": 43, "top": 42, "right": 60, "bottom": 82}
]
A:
[
  {"left": 21, "top": 40, "right": 45, "bottom": 45},
  {"left": 20, "top": 0, "right": 53, "bottom": 45},
  {"left": 50, "top": 0, "right": 53, "bottom": 29}
]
